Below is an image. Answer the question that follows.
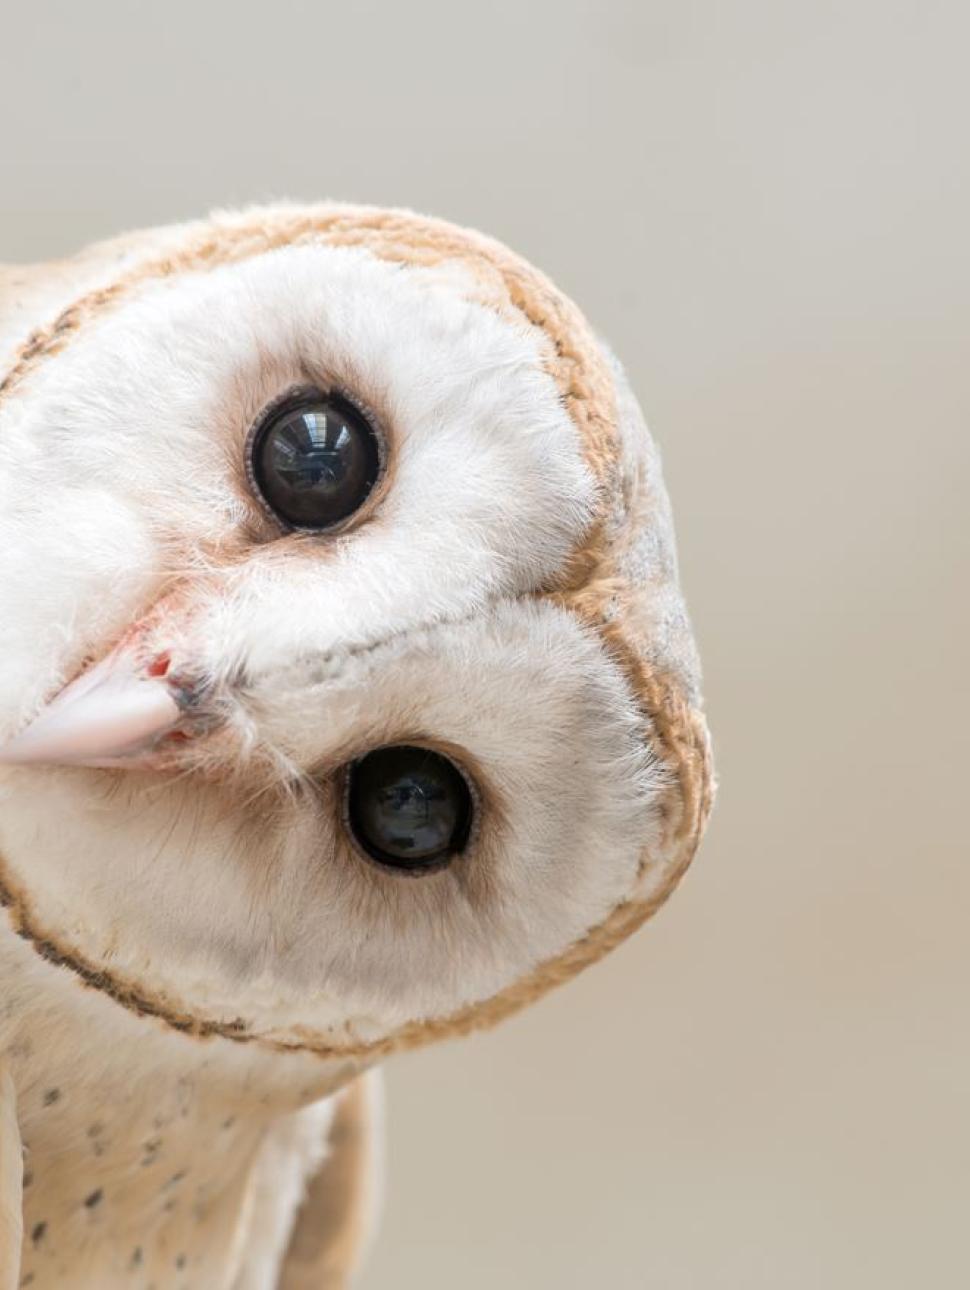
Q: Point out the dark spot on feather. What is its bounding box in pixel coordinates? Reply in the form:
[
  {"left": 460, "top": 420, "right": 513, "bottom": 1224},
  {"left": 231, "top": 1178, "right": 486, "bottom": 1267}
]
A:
[
  {"left": 42, "top": 1089, "right": 60, "bottom": 1107},
  {"left": 84, "top": 1188, "right": 103, "bottom": 1209},
  {"left": 31, "top": 1220, "right": 46, "bottom": 1244},
  {"left": 142, "top": 1137, "right": 162, "bottom": 1165}
]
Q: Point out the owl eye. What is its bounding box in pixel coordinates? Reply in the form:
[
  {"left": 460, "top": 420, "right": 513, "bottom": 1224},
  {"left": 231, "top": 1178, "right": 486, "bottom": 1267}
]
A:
[
  {"left": 346, "top": 746, "right": 474, "bottom": 874},
  {"left": 248, "top": 391, "right": 381, "bottom": 531}
]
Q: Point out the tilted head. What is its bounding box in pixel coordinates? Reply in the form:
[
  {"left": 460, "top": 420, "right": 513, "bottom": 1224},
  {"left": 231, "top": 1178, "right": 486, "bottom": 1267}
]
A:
[{"left": 0, "top": 204, "right": 712, "bottom": 1065}]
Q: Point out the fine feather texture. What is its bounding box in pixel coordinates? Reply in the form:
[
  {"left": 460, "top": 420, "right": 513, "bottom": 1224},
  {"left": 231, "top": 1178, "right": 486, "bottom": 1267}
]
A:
[
  {"left": 0, "top": 600, "right": 668, "bottom": 1039},
  {"left": 0, "top": 1066, "right": 22, "bottom": 1290},
  {"left": 0, "top": 241, "right": 595, "bottom": 732},
  {"left": 0, "top": 203, "right": 711, "bottom": 1287},
  {"left": 0, "top": 239, "right": 663, "bottom": 1041}
]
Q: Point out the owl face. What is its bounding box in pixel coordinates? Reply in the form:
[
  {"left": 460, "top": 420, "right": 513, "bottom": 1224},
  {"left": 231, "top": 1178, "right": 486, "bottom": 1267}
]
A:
[{"left": 0, "top": 210, "right": 706, "bottom": 1054}]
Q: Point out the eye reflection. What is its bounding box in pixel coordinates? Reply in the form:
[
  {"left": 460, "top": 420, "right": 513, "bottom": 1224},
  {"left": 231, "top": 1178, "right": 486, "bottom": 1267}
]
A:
[
  {"left": 346, "top": 746, "right": 473, "bottom": 874},
  {"left": 272, "top": 415, "right": 349, "bottom": 487}
]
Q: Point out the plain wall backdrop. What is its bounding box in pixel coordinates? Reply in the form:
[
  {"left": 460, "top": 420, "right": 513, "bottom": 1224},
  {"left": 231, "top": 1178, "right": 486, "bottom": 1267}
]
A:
[{"left": 2, "top": 2, "right": 967, "bottom": 1286}]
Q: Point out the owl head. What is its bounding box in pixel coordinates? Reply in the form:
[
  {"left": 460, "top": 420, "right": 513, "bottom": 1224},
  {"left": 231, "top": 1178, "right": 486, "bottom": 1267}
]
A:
[{"left": 0, "top": 205, "right": 712, "bottom": 1064}]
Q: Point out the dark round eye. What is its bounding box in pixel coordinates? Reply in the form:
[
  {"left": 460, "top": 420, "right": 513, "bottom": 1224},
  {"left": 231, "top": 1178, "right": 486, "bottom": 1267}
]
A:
[
  {"left": 346, "top": 745, "right": 474, "bottom": 874},
  {"left": 249, "top": 391, "right": 381, "bottom": 530}
]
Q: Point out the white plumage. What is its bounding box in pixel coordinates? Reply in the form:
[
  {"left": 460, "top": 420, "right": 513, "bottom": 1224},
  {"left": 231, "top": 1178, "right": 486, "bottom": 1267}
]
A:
[{"left": 0, "top": 205, "right": 711, "bottom": 1287}]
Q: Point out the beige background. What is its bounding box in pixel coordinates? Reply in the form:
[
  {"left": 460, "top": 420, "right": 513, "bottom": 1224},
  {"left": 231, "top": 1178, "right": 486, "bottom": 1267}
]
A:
[{"left": 2, "top": 2, "right": 967, "bottom": 1286}]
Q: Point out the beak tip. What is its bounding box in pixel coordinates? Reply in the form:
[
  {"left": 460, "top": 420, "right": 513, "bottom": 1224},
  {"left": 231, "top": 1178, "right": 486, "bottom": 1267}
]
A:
[{"left": 0, "top": 679, "right": 183, "bottom": 770}]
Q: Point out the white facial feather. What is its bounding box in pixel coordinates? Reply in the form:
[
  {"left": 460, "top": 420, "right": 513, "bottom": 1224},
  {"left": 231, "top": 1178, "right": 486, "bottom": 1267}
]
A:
[
  {"left": 0, "top": 239, "right": 664, "bottom": 1041},
  {"left": 0, "top": 601, "right": 666, "bottom": 1038}
]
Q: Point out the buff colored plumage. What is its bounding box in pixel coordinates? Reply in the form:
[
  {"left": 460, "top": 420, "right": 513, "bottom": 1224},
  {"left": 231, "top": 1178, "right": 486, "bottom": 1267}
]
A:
[{"left": 0, "top": 205, "right": 711, "bottom": 1287}]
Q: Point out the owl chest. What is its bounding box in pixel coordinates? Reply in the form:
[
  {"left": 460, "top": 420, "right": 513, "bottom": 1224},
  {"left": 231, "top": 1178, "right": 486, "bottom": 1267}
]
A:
[{"left": 17, "top": 1089, "right": 267, "bottom": 1289}]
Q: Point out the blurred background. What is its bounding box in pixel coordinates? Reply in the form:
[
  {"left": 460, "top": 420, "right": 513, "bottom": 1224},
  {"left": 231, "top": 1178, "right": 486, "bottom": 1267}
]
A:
[{"left": 2, "top": 2, "right": 967, "bottom": 1286}]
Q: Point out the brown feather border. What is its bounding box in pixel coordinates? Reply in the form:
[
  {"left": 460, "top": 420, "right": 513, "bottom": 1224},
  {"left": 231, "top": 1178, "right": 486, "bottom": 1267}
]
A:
[{"left": 0, "top": 204, "right": 714, "bottom": 1059}]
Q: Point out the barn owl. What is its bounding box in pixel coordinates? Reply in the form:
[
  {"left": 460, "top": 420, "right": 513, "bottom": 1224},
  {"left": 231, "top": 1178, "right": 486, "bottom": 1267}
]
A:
[{"left": 0, "top": 204, "right": 713, "bottom": 1288}]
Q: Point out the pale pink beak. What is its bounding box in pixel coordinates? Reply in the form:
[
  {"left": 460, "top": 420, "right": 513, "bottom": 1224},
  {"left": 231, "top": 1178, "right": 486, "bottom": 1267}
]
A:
[{"left": 0, "top": 637, "right": 189, "bottom": 769}]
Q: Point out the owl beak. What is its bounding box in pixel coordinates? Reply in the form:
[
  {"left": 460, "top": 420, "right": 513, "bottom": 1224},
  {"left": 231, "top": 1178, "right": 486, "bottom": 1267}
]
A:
[{"left": 0, "top": 638, "right": 188, "bottom": 769}]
